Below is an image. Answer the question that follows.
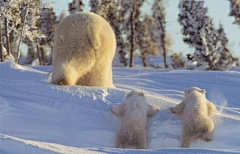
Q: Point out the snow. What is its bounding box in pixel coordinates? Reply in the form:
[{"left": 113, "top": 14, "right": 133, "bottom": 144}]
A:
[{"left": 0, "top": 60, "right": 240, "bottom": 154}]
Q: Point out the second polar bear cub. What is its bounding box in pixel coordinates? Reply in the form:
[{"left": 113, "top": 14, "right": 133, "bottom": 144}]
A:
[
  {"left": 110, "top": 90, "right": 160, "bottom": 149},
  {"left": 51, "top": 12, "right": 116, "bottom": 87},
  {"left": 170, "top": 87, "right": 218, "bottom": 148}
]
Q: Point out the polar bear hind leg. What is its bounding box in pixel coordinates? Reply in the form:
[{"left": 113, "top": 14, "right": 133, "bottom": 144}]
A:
[
  {"left": 201, "top": 117, "right": 214, "bottom": 142},
  {"left": 77, "top": 61, "right": 114, "bottom": 87},
  {"left": 181, "top": 135, "right": 192, "bottom": 148},
  {"left": 52, "top": 60, "right": 95, "bottom": 86},
  {"left": 181, "top": 125, "right": 201, "bottom": 148}
]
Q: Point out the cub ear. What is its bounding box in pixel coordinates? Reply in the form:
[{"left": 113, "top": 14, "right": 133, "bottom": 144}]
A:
[
  {"left": 147, "top": 104, "right": 160, "bottom": 117},
  {"left": 184, "top": 89, "right": 190, "bottom": 95},
  {"left": 200, "top": 89, "right": 206, "bottom": 95},
  {"left": 110, "top": 104, "right": 126, "bottom": 117}
]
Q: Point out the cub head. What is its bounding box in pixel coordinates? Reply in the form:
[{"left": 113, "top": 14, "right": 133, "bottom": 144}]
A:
[
  {"left": 110, "top": 90, "right": 160, "bottom": 117},
  {"left": 126, "top": 90, "right": 145, "bottom": 99},
  {"left": 184, "top": 87, "right": 206, "bottom": 96}
]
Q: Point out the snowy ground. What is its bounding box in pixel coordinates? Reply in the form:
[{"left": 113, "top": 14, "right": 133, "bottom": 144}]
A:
[{"left": 0, "top": 60, "right": 240, "bottom": 154}]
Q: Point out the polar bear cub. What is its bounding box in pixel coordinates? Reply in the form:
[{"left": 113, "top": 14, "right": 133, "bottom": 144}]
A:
[
  {"left": 51, "top": 12, "right": 116, "bottom": 87},
  {"left": 110, "top": 90, "right": 160, "bottom": 149},
  {"left": 170, "top": 87, "right": 218, "bottom": 148}
]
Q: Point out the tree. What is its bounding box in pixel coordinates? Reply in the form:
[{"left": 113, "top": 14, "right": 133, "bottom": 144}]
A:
[
  {"left": 129, "top": 1, "right": 136, "bottom": 67},
  {"left": 89, "top": 0, "right": 132, "bottom": 67},
  {"left": 94, "top": 0, "right": 113, "bottom": 19},
  {"left": 171, "top": 52, "right": 186, "bottom": 69},
  {"left": 23, "top": 3, "right": 57, "bottom": 65},
  {"left": 38, "top": 7, "right": 57, "bottom": 65},
  {"left": 121, "top": 0, "right": 145, "bottom": 67},
  {"left": 69, "top": 0, "right": 84, "bottom": 14},
  {"left": 136, "top": 16, "right": 158, "bottom": 67},
  {"left": 0, "top": 21, "right": 3, "bottom": 62},
  {"left": 20, "top": 0, "right": 45, "bottom": 65},
  {"left": 229, "top": 0, "right": 240, "bottom": 26},
  {"left": 89, "top": 0, "right": 100, "bottom": 13},
  {"left": 213, "top": 24, "right": 238, "bottom": 70},
  {"left": 179, "top": 0, "right": 238, "bottom": 70},
  {"left": 0, "top": 0, "right": 54, "bottom": 63},
  {"left": 100, "top": 0, "right": 128, "bottom": 66},
  {"left": 0, "top": 0, "right": 22, "bottom": 58},
  {"left": 152, "top": 0, "right": 169, "bottom": 69}
]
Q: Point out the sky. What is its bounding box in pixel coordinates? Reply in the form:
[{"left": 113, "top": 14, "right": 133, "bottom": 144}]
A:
[{"left": 48, "top": 0, "right": 240, "bottom": 57}]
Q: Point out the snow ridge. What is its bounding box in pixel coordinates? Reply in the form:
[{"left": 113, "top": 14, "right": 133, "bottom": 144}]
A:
[{"left": 0, "top": 61, "right": 240, "bottom": 153}]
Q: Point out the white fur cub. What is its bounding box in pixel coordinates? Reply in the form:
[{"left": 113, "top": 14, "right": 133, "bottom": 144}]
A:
[
  {"left": 110, "top": 90, "right": 160, "bottom": 149},
  {"left": 170, "top": 87, "right": 218, "bottom": 148}
]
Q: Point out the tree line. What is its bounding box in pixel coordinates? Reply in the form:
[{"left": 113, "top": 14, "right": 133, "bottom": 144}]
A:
[{"left": 0, "top": 0, "right": 239, "bottom": 70}]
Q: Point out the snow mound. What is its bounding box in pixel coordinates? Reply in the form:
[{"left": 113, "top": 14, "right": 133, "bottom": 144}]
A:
[{"left": 0, "top": 61, "right": 240, "bottom": 153}]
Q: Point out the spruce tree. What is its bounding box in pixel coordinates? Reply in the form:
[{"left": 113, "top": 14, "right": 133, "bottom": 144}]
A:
[
  {"left": 39, "top": 7, "right": 57, "bottom": 65},
  {"left": 171, "top": 53, "right": 186, "bottom": 69},
  {"left": 229, "top": 0, "right": 240, "bottom": 26},
  {"left": 89, "top": 0, "right": 128, "bottom": 66},
  {"left": 0, "top": 0, "right": 54, "bottom": 63},
  {"left": 69, "top": 0, "right": 84, "bottom": 14},
  {"left": 107, "top": 0, "right": 128, "bottom": 66},
  {"left": 152, "top": 0, "right": 169, "bottom": 69},
  {"left": 89, "top": 0, "right": 100, "bottom": 13},
  {"left": 179, "top": 0, "right": 238, "bottom": 70},
  {"left": 121, "top": 0, "right": 145, "bottom": 67},
  {"left": 0, "top": 22, "right": 3, "bottom": 62},
  {"left": 136, "top": 16, "right": 158, "bottom": 67}
]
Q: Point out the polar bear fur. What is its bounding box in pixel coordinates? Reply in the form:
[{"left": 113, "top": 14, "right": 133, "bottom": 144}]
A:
[
  {"left": 51, "top": 12, "right": 116, "bottom": 87},
  {"left": 110, "top": 90, "right": 160, "bottom": 149},
  {"left": 170, "top": 87, "right": 218, "bottom": 148}
]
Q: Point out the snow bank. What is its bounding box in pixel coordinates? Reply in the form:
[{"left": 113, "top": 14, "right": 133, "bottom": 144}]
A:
[{"left": 0, "top": 61, "right": 240, "bottom": 153}]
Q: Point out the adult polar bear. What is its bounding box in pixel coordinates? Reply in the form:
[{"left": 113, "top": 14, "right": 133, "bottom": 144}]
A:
[
  {"left": 52, "top": 12, "right": 116, "bottom": 87},
  {"left": 170, "top": 87, "right": 218, "bottom": 148}
]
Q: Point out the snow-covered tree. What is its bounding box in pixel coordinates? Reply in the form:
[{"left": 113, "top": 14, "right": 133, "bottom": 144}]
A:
[
  {"left": 0, "top": 22, "right": 4, "bottom": 61},
  {"left": 213, "top": 24, "right": 238, "bottom": 70},
  {"left": 179, "top": 0, "right": 238, "bottom": 70},
  {"left": 229, "top": 0, "right": 240, "bottom": 26},
  {"left": 95, "top": 0, "right": 113, "bottom": 19},
  {"left": 121, "top": 0, "right": 145, "bottom": 67},
  {"left": 89, "top": 0, "right": 128, "bottom": 66},
  {"left": 171, "top": 52, "right": 186, "bottom": 69},
  {"left": 136, "top": 16, "right": 158, "bottom": 67},
  {"left": 0, "top": 0, "right": 23, "bottom": 58},
  {"left": 69, "top": 0, "right": 84, "bottom": 14},
  {"left": 0, "top": 0, "right": 54, "bottom": 63},
  {"left": 22, "top": 0, "right": 42, "bottom": 65},
  {"left": 19, "top": 1, "right": 42, "bottom": 65},
  {"left": 37, "top": 7, "right": 57, "bottom": 65},
  {"left": 89, "top": 0, "right": 100, "bottom": 13},
  {"left": 105, "top": 0, "right": 128, "bottom": 66},
  {"left": 152, "top": 0, "right": 169, "bottom": 69}
]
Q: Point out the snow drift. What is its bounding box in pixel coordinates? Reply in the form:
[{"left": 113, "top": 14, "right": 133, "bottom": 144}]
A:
[{"left": 0, "top": 60, "right": 240, "bottom": 153}]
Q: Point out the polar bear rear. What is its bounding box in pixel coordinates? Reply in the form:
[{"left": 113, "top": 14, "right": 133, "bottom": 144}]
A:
[
  {"left": 52, "top": 12, "right": 116, "bottom": 87},
  {"left": 170, "top": 87, "right": 218, "bottom": 148},
  {"left": 110, "top": 90, "right": 160, "bottom": 149}
]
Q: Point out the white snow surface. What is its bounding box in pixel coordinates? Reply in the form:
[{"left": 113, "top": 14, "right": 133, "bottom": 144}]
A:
[{"left": 0, "top": 60, "right": 240, "bottom": 154}]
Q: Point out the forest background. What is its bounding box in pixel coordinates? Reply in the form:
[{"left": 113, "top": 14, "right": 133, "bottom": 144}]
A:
[{"left": 0, "top": 0, "right": 240, "bottom": 70}]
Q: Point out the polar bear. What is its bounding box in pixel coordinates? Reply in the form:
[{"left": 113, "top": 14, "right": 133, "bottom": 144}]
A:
[
  {"left": 170, "top": 87, "right": 218, "bottom": 148},
  {"left": 110, "top": 90, "right": 160, "bottom": 149},
  {"left": 51, "top": 12, "right": 116, "bottom": 87}
]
